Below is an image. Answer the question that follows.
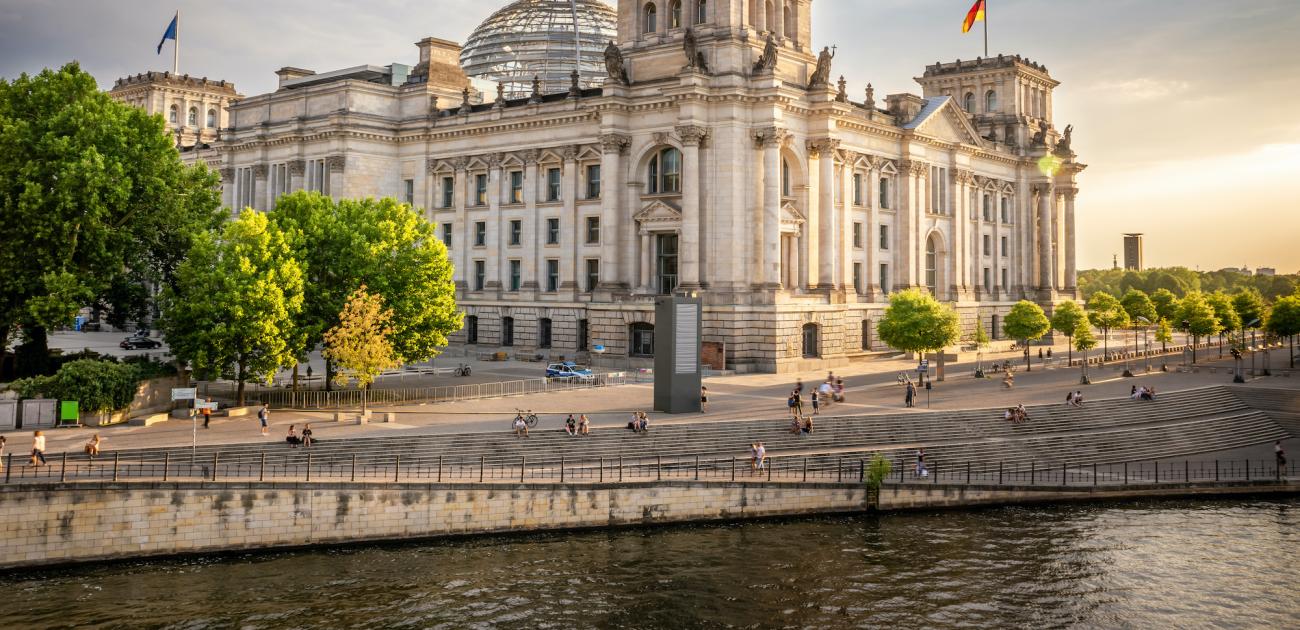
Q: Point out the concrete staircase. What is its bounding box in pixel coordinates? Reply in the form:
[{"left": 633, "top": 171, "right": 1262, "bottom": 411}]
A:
[{"left": 1228, "top": 386, "right": 1300, "bottom": 436}]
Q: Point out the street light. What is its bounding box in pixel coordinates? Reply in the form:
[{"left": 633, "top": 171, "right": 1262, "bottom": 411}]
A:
[
  {"left": 1244, "top": 318, "right": 1260, "bottom": 382},
  {"left": 1183, "top": 319, "right": 1194, "bottom": 364}
]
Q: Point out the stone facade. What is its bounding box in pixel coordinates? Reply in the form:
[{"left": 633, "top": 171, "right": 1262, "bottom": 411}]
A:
[
  {"left": 108, "top": 72, "right": 241, "bottom": 147},
  {"left": 152, "top": 0, "right": 1086, "bottom": 373}
]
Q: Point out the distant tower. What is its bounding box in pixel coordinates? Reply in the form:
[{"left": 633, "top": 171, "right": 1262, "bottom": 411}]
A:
[{"left": 1123, "top": 234, "right": 1144, "bottom": 271}]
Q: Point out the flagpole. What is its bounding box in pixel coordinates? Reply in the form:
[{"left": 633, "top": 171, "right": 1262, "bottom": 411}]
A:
[
  {"left": 984, "top": 1, "right": 989, "bottom": 57},
  {"left": 173, "top": 10, "right": 180, "bottom": 75}
]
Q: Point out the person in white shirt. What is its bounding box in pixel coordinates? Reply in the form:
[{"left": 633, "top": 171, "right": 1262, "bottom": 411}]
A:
[
  {"left": 31, "top": 430, "right": 47, "bottom": 466},
  {"left": 755, "top": 443, "right": 767, "bottom": 471}
]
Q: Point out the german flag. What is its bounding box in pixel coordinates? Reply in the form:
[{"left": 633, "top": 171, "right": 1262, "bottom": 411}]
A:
[{"left": 962, "top": 0, "right": 986, "bottom": 33}]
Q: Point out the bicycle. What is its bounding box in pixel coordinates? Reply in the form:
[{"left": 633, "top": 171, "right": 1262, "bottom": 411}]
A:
[
  {"left": 453, "top": 363, "right": 472, "bottom": 377},
  {"left": 515, "top": 409, "right": 539, "bottom": 428}
]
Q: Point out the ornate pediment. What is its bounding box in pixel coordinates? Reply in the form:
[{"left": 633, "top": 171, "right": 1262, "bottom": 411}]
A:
[
  {"left": 634, "top": 199, "right": 682, "bottom": 226},
  {"left": 780, "top": 202, "right": 806, "bottom": 235},
  {"left": 904, "top": 96, "right": 986, "bottom": 148}
]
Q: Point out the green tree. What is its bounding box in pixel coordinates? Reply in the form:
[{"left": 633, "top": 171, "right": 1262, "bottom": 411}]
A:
[
  {"left": 1175, "top": 291, "right": 1221, "bottom": 364},
  {"left": 1002, "top": 300, "right": 1051, "bottom": 371},
  {"left": 1232, "top": 289, "right": 1267, "bottom": 330},
  {"left": 1265, "top": 295, "right": 1300, "bottom": 368},
  {"left": 9, "top": 359, "right": 140, "bottom": 414},
  {"left": 970, "top": 322, "right": 991, "bottom": 373},
  {"left": 1086, "top": 291, "right": 1130, "bottom": 360},
  {"left": 1049, "top": 300, "right": 1088, "bottom": 364},
  {"left": 323, "top": 287, "right": 399, "bottom": 412},
  {"left": 1074, "top": 322, "right": 1098, "bottom": 384},
  {"left": 159, "top": 210, "right": 305, "bottom": 405},
  {"left": 269, "top": 193, "right": 460, "bottom": 389},
  {"left": 1120, "top": 289, "right": 1157, "bottom": 324},
  {"left": 0, "top": 62, "right": 223, "bottom": 376},
  {"left": 876, "top": 289, "right": 961, "bottom": 381},
  {"left": 1150, "top": 288, "right": 1181, "bottom": 323},
  {"left": 1155, "top": 318, "right": 1174, "bottom": 352},
  {"left": 1205, "top": 292, "right": 1240, "bottom": 357}
]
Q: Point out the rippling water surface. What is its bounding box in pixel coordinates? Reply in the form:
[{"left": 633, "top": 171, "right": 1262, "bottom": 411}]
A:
[{"left": 1, "top": 498, "right": 1296, "bottom": 629}]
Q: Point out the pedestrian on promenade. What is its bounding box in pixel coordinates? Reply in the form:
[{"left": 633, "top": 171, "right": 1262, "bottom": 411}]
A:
[
  {"left": 818, "top": 380, "right": 834, "bottom": 410},
  {"left": 1066, "top": 391, "right": 1076, "bottom": 407},
  {"left": 749, "top": 443, "right": 759, "bottom": 473},
  {"left": 84, "top": 434, "right": 102, "bottom": 459},
  {"left": 301, "top": 424, "right": 313, "bottom": 448},
  {"left": 755, "top": 442, "right": 767, "bottom": 472},
  {"left": 792, "top": 390, "right": 804, "bottom": 417},
  {"left": 1047, "top": 348, "right": 1053, "bottom": 359},
  {"left": 1276, "top": 441, "right": 1287, "bottom": 474},
  {"left": 700, "top": 386, "right": 709, "bottom": 413},
  {"left": 905, "top": 381, "right": 916, "bottom": 408},
  {"left": 811, "top": 389, "right": 820, "bottom": 416},
  {"left": 915, "top": 448, "right": 927, "bottom": 478},
  {"left": 794, "top": 378, "right": 804, "bottom": 395},
  {"left": 31, "top": 430, "right": 47, "bottom": 466},
  {"left": 1039, "top": 348, "right": 1044, "bottom": 361},
  {"left": 578, "top": 414, "right": 590, "bottom": 436},
  {"left": 258, "top": 404, "right": 270, "bottom": 436},
  {"left": 0, "top": 435, "right": 5, "bottom": 470},
  {"left": 201, "top": 398, "right": 213, "bottom": 429},
  {"left": 565, "top": 415, "right": 577, "bottom": 436},
  {"left": 834, "top": 378, "right": 845, "bottom": 403}
]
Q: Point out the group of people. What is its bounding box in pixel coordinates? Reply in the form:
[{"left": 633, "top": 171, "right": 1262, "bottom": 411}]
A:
[
  {"left": 628, "top": 412, "right": 650, "bottom": 433},
  {"left": 789, "top": 414, "right": 814, "bottom": 435},
  {"left": 789, "top": 373, "right": 845, "bottom": 418},
  {"left": 1131, "top": 385, "right": 1158, "bottom": 401},
  {"left": 563, "top": 414, "right": 591, "bottom": 436},
  {"left": 1004, "top": 404, "right": 1030, "bottom": 424},
  {"left": 285, "top": 424, "right": 313, "bottom": 448},
  {"left": 748, "top": 443, "right": 768, "bottom": 473},
  {"left": 1065, "top": 391, "right": 1086, "bottom": 407}
]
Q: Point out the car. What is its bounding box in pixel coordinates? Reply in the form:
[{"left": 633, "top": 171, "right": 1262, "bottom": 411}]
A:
[
  {"left": 546, "top": 362, "right": 594, "bottom": 380},
  {"left": 120, "top": 336, "right": 162, "bottom": 350}
]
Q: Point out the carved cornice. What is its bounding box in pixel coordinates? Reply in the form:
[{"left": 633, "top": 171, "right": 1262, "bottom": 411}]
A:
[
  {"left": 599, "top": 133, "right": 631, "bottom": 155},
  {"left": 425, "top": 157, "right": 441, "bottom": 174},
  {"left": 675, "top": 125, "right": 709, "bottom": 147},
  {"left": 325, "top": 155, "right": 346, "bottom": 172},
  {"left": 954, "top": 169, "right": 976, "bottom": 184},
  {"left": 287, "top": 160, "right": 306, "bottom": 176},
  {"left": 806, "top": 138, "right": 840, "bottom": 158},
  {"left": 754, "top": 127, "right": 790, "bottom": 149}
]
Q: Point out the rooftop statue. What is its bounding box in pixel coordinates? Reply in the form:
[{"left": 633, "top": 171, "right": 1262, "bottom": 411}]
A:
[
  {"left": 809, "top": 45, "right": 836, "bottom": 88},
  {"left": 752, "top": 33, "right": 778, "bottom": 74},
  {"left": 684, "top": 27, "right": 709, "bottom": 72},
  {"left": 604, "top": 41, "right": 629, "bottom": 85}
]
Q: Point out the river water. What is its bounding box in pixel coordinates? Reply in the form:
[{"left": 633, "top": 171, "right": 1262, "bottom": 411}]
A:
[{"left": 1, "top": 497, "right": 1296, "bottom": 629}]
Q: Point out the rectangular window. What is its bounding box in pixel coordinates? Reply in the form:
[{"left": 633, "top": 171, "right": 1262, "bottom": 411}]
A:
[
  {"left": 509, "top": 171, "right": 523, "bottom": 204},
  {"left": 441, "top": 222, "right": 453, "bottom": 247},
  {"left": 465, "top": 315, "right": 478, "bottom": 344},
  {"left": 501, "top": 317, "right": 514, "bottom": 347},
  {"left": 879, "top": 178, "right": 890, "bottom": 209},
  {"left": 509, "top": 260, "right": 521, "bottom": 291},
  {"left": 586, "top": 164, "right": 601, "bottom": 199},
  {"left": 585, "top": 259, "right": 600, "bottom": 292},
  {"left": 577, "top": 319, "right": 589, "bottom": 351},
  {"left": 861, "top": 319, "right": 871, "bottom": 351},
  {"left": 474, "top": 221, "right": 486, "bottom": 246},
  {"left": 546, "top": 259, "right": 559, "bottom": 292},
  {"left": 1001, "top": 236, "right": 1008, "bottom": 257},
  {"left": 983, "top": 234, "right": 991, "bottom": 256},
  {"left": 853, "top": 263, "right": 863, "bottom": 295},
  {"left": 630, "top": 325, "right": 654, "bottom": 357},
  {"left": 1001, "top": 198, "right": 1009, "bottom": 223},
  {"left": 305, "top": 159, "right": 330, "bottom": 195},
  {"left": 442, "top": 176, "right": 454, "bottom": 208},
  {"left": 853, "top": 173, "right": 863, "bottom": 205},
  {"left": 853, "top": 222, "right": 863, "bottom": 249},
  {"left": 585, "top": 217, "right": 600, "bottom": 244},
  {"left": 474, "top": 174, "right": 488, "bottom": 206},
  {"left": 879, "top": 264, "right": 890, "bottom": 293},
  {"left": 403, "top": 178, "right": 414, "bottom": 205},
  {"left": 473, "top": 260, "right": 485, "bottom": 291},
  {"left": 1001, "top": 268, "right": 1008, "bottom": 288},
  {"left": 984, "top": 267, "right": 991, "bottom": 288},
  {"left": 509, "top": 220, "right": 522, "bottom": 246},
  {"left": 547, "top": 168, "right": 561, "bottom": 201},
  {"left": 546, "top": 218, "right": 559, "bottom": 245},
  {"left": 538, "top": 318, "right": 552, "bottom": 349},
  {"left": 879, "top": 225, "right": 889, "bottom": 250}
]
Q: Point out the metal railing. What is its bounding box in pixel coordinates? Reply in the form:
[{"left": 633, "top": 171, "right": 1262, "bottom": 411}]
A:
[
  {"left": 3, "top": 449, "right": 1293, "bottom": 488},
  {"left": 198, "top": 372, "right": 629, "bottom": 410}
]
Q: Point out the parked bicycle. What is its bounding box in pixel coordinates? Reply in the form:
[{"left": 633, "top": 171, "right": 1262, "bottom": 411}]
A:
[
  {"left": 453, "top": 363, "right": 472, "bottom": 377},
  {"left": 515, "top": 409, "right": 539, "bottom": 428}
]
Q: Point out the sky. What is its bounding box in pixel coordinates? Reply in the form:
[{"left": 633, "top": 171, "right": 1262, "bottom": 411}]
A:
[{"left": 2, "top": 0, "right": 1298, "bottom": 273}]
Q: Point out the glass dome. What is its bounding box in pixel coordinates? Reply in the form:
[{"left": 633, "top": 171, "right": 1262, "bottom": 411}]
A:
[{"left": 461, "top": 0, "right": 618, "bottom": 100}]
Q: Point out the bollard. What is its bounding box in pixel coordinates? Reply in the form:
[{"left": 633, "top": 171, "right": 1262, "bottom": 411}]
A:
[
  {"left": 260, "top": 453, "right": 266, "bottom": 482},
  {"left": 307, "top": 453, "right": 313, "bottom": 482},
  {"left": 212, "top": 453, "right": 219, "bottom": 482},
  {"left": 60, "top": 453, "right": 67, "bottom": 483},
  {"left": 164, "top": 452, "right": 170, "bottom": 482},
  {"left": 113, "top": 452, "right": 120, "bottom": 482}
]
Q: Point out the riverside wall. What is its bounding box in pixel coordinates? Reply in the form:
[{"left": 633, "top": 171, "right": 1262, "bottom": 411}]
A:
[{"left": 1, "top": 480, "right": 1295, "bottom": 569}]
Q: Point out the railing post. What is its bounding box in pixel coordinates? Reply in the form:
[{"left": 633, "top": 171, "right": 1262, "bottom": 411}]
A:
[
  {"left": 898, "top": 456, "right": 904, "bottom": 483},
  {"left": 802, "top": 458, "right": 807, "bottom": 482},
  {"left": 1245, "top": 459, "right": 1250, "bottom": 482},
  {"left": 1185, "top": 460, "right": 1189, "bottom": 483},
  {"left": 60, "top": 452, "right": 67, "bottom": 483},
  {"left": 350, "top": 454, "right": 356, "bottom": 482},
  {"left": 561, "top": 456, "right": 566, "bottom": 483},
  {"left": 600, "top": 457, "right": 605, "bottom": 483},
  {"left": 966, "top": 461, "right": 971, "bottom": 485},
  {"left": 1124, "top": 462, "right": 1128, "bottom": 485},
  {"left": 306, "top": 453, "right": 312, "bottom": 482},
  {"left": 164, "top": 452, "right": 170, "bottom": 482},
  {"left": 212, "top": 453, "right": 219, "bottom": 482},
  {"left": 657, "top": 456, "right": 662, "bottom": 481},
  {"left": 395, "top": 455, "right": 401, "bottom": 483},
  {"left": 111, "top": 452, "right": 120, "bottom": 482},
  {"left": 695, "top": 456, "right": 700, "bottom": 481},
  {"left": 520, "top": 457, "right": 526, "bottom": 483},
  {"left": 837, "top": 457, "right": 843, "bottom": 483},
  {"left": 480, "top": 455, "right": 485, "bottom": 482},
  {"left": 4, "top": 453, "right": 10, "bottom": 483},
  {"left": 767, "top": 458, "right": 772, "bottom": 482},
  {"left": 859, "top": 459, "right": 865, "bottom": 483},
  {"left": 619, "top": 456, "right": 623, "bottom": 482},
  {"left": 1154, "top": 460, "right": 1158, "bottom": 484},
  {"left": 1030, "top": 461, "right": 1035, "bottom": 485},
  {"left": 1215, "top": 459, "right": 1219, "bottom": 482},
  {"left": 260, "top": 453, "right": 267, "bottom": 482},
  {"left": 731, "top": 456, "right": 737, "bottom": 481},
  {"left": 933, "top": 461, "right": 938, "bottom": 484},
  {"left": 998, "top": 461, "right": 1003, "bottom": 485},
  {"left": 1092, "top": 463, "right": 1097, "bottom": 486},
  {"left": 1062, "top": 463, "right": 1067, "bottom": 486},
  {"left": 438, "top": 456, "right": 443, "bottom": 483}
]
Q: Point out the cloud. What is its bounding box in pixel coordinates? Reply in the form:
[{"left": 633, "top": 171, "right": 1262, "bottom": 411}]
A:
[{"left": 1087, "top": 78, "right": 1192, "bottom": 102}]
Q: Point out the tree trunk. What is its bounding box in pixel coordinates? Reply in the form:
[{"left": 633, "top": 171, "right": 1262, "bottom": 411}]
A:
[
  {"left": 1103, "top": 329, "right": 1109, "bottom": 361},
  {"left": 292, "top": 363, "right": 300, "bottom": 392},
  {"left": 1291, "top": 335, "right": 1295, "bottom": 369},
  {"left": 1024, "top": 343, "right": 1031, "bottom": 372},
  {"left": 937, "top": 350, "right": 946, "bottom": 382},
  {"left": 325, "top": 357, "right": 334, "bottom": 392},
  {"left": 1192, "top": 336, "right": 1198, "bottom": 364},
  {"left": 1067, "top": 335, "right": 1073, "bottom": 364}
]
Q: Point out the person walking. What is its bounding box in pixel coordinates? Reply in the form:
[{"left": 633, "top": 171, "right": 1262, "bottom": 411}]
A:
[
  {"left": 810, "top": 389, "right": 820, "bottom": 416},
  {"left": 749, "top": 443, "right": 759, "bottom": 473},
  {"left": 31, "top": 430, "right": 47, "bottom": 466},
  {"left": 258, "top": 404, "right": 270, "bottom": 436},
  {"left": 700, "top": 386, "right": 709, "bottom": 413},
  {"left": 755, "top": 442, "right": 767, "bottom": 472},
  {"left": 1276, "top": 441, "right": 1287, "bottom": 476},
  {"left": 915, "top": 448, "right": 927, "bottom": 478},
  {"left": 201, "top": 397, "right": 213, "bottom": 429},
  {"left": 792, "top": 390, "right": 804, "bottom": 418},
  {"left": 905, "top": 381, "right": 916, "bottom": 408}
]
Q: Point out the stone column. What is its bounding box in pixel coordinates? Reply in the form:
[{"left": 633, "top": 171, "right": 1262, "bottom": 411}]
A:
[
  {"left": 521, "top": 150, "right": 540, "bottom": 292},
  {"left": 252, "top": 164, "right": 268, "bottom": 212},
  {"left": 452, "top": 157, "right": 469, "bottom": 290},
  {"left": 288, "top": 160, "right": 305, "bottom": 193},
  {"left": 756, "top": 128, "right": 786, "bottom": 288},
  {"left": 1035, "top": 183, "right": 1054, "bottom": 293},
  {"left": 839, "top": 154, "right": 855, "bottom": 293},
  {"left": 219, "top": 168, "right": 235, "bottom": 212},
  {"left": 486, "top": 153, "right": 503, "bottom": 291},
  {"left": 992, "top": 190, "right": 1002, "bottom": 298},
  {"left": 774, "top": 0, "right": 785, "bottom": 38},
  {"left": 1064, "top": 186, "right": 1078, "bottom": 291},
  {"left": 639, "top": 230, "right": 652, "bottom": 292},
  {"left": 677, "top": 125, "right": 708, "bottom": 291},
  {"left": 559, "top": 147, "right": 579, "bottom": 293},
  {"left": 598, "top": 134, "right": 630, "bottom": 291},
  {"left": 864, "top": 160, "right": 879, "bottom": 299},
  {"left": 809, "top": 138, "right": 839, "bottom": 289},
  {"left": 953, "top": 170, "right": 971, "bottom": 298},
  {"left": 326, "top": 155, "right": 346, "bottom": 200},
  {"left": 899, "top": 160, "right": 925, "bottom": 288}
]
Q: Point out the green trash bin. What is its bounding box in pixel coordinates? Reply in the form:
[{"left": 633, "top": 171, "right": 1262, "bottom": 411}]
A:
[{"left": 59, "top": 400, "right": 80, "bottom": 427}]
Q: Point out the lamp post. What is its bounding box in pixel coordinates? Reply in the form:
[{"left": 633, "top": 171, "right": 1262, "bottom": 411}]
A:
[
  {"left": 1135, "top": 317, "right": 1151, "bottom": 373},
  {"left": 1183, "top": 319, "right": 1194, "bottom": 364}
]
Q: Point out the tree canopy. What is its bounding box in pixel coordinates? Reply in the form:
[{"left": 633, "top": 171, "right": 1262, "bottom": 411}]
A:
[
  {"left": 1265, "top": 295, "right": 1300, "bottom": 368},
  {"left": 1232, "top": 289, "right": 1267, "bottom": 329},
  {"left": 1080, "top": 266, "right": 1297, "bottom": 302},
  {"left": 1050, "top": 300, "right": 1089, "bottom": 362},
  {"left": 0, "top": 62, "right": 223, "bottom": 372},
  {"left": 323, "top": 287, "right": 399, "bottom": 411},
  {"left": 1175, "top": 292, "right": 1222, "bottom": 339},
  {"left": 1204, "top": 292, "right": 1241, "bottom": 336},
  {"left": 159, "top": 210, "right": 305, "bottom": 405},
  {"left": 1003, "top": 300, "right": 1051, "bottom": 370},
  {"left": 1150, "top": 288, "right": 1181, "bottom": 323},
  {"left": 1119, "top": 289, "right": 1157, "bottom": 325},
  {"left": 876, "top": 289, "right": 961, "bottom": 354}
]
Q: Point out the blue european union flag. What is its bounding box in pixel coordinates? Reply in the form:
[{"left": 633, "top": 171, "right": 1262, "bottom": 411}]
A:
[{"left": 157, "top": 13, "right": 177, "bottom": 55}]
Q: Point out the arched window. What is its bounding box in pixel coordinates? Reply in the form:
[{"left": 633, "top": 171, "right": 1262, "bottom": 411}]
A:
[
  {"left": 629, "top": 323, "right": 655, "bottom": 357},
  {"left": 985, "top": 89, "right": 998, "bottom": 113},
  {"left": 647, "top": 147, "right": 681, "bottom": 194},
  {"left": 206, "top": 109, "right": 217, "bottom": 128},
  {"left": 643, "top": 3, "right": 658, "bottom": 33},
  {"left": 784, "top": 5, "right": 794, "bottom": 36},
  {"left": 670, "top": 1, "right": 682, "bottom": 28},
  {"left": 925, "top": 236, "right": 939, "bottom": 296},
  {"left": 765, "top": 1, "right": 775, "bottom": 33},
  {"left": 963, "top": 92, "right": 975, "bottom": 113},
  {"left": 781, "top": 158, "right": 791, "bottom": 197},
  {"left": 802, "top": 323, "right": 819, "bottom": 358},
  {"left": 187, "top": 107, "right": 198, "bottom": 127},
  {"left": 697, "top": 0, "right": 707, "bottom": 24},
  {"left": 168, "top": 104, "right": 178, "bottom": 124}
]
